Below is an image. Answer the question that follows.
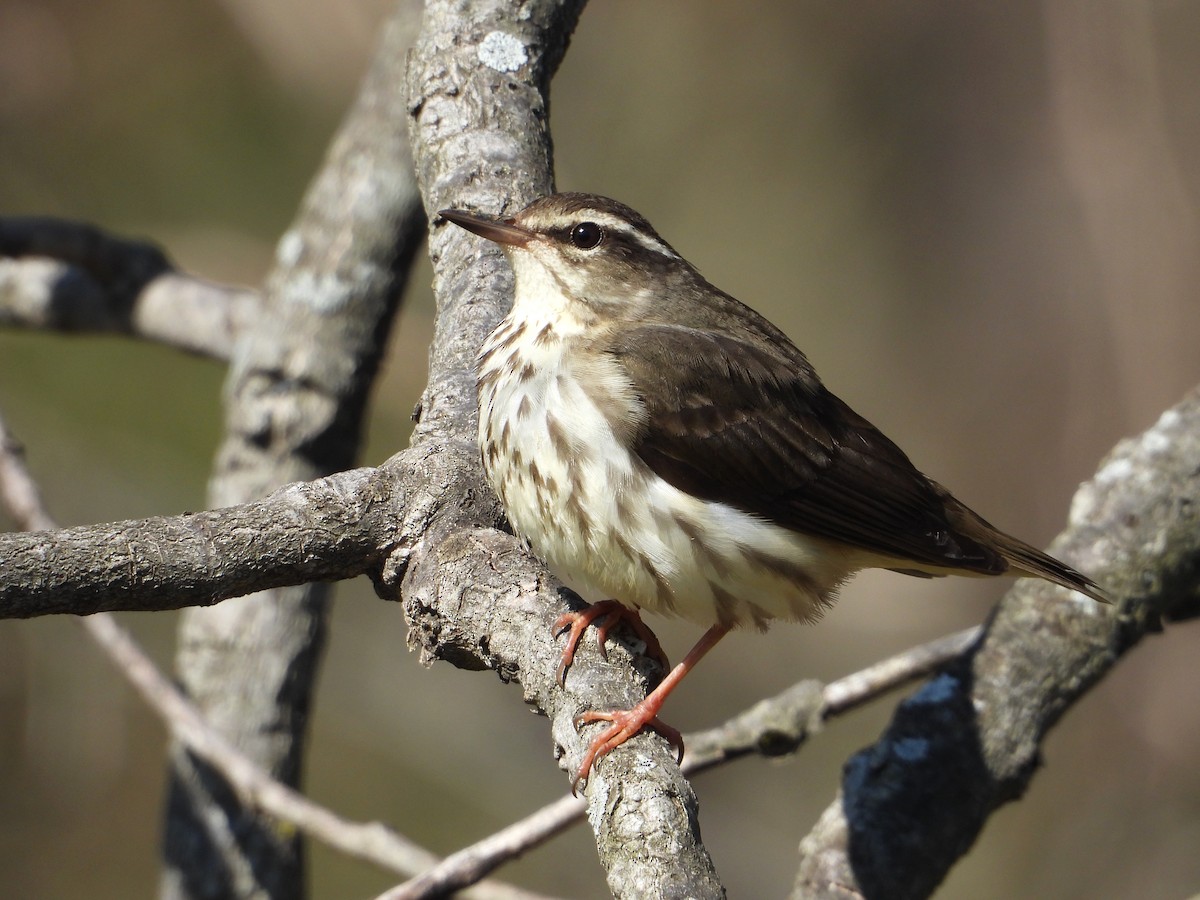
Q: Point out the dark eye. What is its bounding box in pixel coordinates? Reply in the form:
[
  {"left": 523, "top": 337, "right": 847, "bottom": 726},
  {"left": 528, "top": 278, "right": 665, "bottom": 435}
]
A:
[{"left": 569, "top": 221, "right": 602, "bottom": 249}]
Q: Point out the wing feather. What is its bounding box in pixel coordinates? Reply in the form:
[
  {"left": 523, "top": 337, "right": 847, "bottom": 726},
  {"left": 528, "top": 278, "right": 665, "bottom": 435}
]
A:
[{"left": 608, "top": 322, "right": 1007, "bottom": 574}]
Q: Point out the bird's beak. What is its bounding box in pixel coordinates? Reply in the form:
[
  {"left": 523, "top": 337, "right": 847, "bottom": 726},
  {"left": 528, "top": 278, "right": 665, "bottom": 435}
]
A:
[{"left": 439, "top": 209, "right": 534, "bottom": 247}]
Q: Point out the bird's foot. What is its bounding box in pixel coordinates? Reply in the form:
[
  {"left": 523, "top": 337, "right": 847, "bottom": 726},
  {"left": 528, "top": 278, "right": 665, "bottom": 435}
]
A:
[
  {"left": 552, "top": 599, "right": 668, "bottom": 687},
  {"left": 570, "top": 702, "right": 684, "bottom": 794},
  {"left": 564, "top": 623, "right": 730, "bottom": 793}
]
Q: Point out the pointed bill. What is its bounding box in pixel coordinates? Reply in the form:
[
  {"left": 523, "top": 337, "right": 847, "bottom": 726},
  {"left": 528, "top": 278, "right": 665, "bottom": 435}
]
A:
[{"left": 439, "top": 209, "right": 534, "bottom": 247}]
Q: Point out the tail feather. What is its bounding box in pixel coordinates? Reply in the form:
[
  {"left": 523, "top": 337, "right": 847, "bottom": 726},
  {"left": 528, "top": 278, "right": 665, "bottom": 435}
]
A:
[
  {"left": 937, "top": 485, "right": 1110, "bottom": 604},
  {"left": 992, "top": 531, "right": 1110, "bottom": 604}
]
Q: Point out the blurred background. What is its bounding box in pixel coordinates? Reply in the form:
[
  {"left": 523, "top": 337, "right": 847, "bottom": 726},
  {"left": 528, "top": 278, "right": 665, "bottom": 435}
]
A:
[{"left": 1, "top": 1, "right": 1198, "bottom": 897}]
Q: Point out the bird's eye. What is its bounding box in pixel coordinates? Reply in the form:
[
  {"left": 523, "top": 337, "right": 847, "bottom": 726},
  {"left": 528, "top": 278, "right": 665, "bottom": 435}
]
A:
[{"left": 569, "top": 221, "right": 603, "bottom": 250}]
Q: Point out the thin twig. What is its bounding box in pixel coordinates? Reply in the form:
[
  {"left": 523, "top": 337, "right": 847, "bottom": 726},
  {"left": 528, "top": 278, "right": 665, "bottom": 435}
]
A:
[
  {"left": 82, "top": 614, "right": 441, "bottom": 873},
  {"left": 685, "top": 625, "right": 981, "bottom": 776},
  {"left": 821, "top": 626, "right": 980, "bottom": 716},
  {"left": 0, "top": 402, "right": 986, "bottom": 898},
  {"left": 384, "top": 625, "right": 980, "bottom": 898},
  {"left": 377, "top": 795, "right": 586, "bottom": 900},
  {"left": 0, "top": 411, "right": 54, "bottom": 532},
  {"left": 0, "top": 412, "right": 554, "bottom": 900}
]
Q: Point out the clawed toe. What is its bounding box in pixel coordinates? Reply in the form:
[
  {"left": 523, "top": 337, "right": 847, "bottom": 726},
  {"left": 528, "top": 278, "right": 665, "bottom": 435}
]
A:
[
  {"left": 569, "top": 703, "right": 685, "bottom": 794},
  {"left": 563, "top": 623, "right": 730, "bottom": 792},
  {"left": 553, "top": 600, "right": 668, "bottom": 687}
]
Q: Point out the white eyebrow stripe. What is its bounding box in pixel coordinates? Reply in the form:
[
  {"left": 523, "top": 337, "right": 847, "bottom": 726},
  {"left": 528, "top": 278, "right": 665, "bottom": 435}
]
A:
[{"left": 584, "top": 212, "right": 681, "bottom": 260}]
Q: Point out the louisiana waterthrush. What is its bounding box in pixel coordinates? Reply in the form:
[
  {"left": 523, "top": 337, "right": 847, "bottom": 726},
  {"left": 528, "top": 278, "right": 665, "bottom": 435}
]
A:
[{"left": 440, "top": 193, "right": 1107, "bottom": 790}]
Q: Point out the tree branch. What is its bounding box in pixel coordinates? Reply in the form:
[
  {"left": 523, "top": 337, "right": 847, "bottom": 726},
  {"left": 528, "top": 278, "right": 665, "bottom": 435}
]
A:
[
  {"left": 0, "top": 219, "right": 259, "bottom": 359},
  {"left": 4, "top": 385, "right": 977, "bottom": 897},
  {"left": 3, "top": 380, "right": 973, "bottom": 895},
  {"left": 682, "top": 627, "right": 982, "bottom": 777},
  {"left": 793, "top": 389, "right": 1200, "bottom": 900},
  {"left": 0, "top": 457, "right": 406, "bottom": 618},
  {"left": 86, "top": 613, "right": 561, "bottom": 900},
  {"left": 401, "top": 2, "right": 727, "bottom": 896},
  {"left": 10, "top": 382, "right": 1193, "bottom": 894},
  {"left": 7, "top": 2, "right": 1194, "bottom": 896},
  {"left": 388, "top": 626, "right": 980, "bottom": 898},
  {"left": 0, "top": 410, "right": 55, "bottom": 532},
  {"left": 0, "top": 411, "right": 554, "bottom": 900},
  {"left": 161, "top": 1, "right": 429, "bottom": 895}
]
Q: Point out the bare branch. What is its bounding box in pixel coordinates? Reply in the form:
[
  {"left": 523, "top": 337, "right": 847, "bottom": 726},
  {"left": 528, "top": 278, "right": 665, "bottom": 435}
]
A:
[
  {"left": 403, "top": 2, "right": 729, "bottom": 896},
  {"left": 0, "top": 410, "right": 55, "bottom": 532},
  {"left": 0, "top": 457, "right": 410, "bottom": 618},
  {"left": 89, "top": 612, "right": 438, "bottom": 870},
  {"left": 821, "top": 628, "right": 982, "bottom": 716},
  {"left": 389, "top": 626, "right": 980, "bottom": 898},
  {"left": 0, "top": 412, "right": 551, "bottom": 900},
  {"left": 0, "top": 413, "right": 421, "bottom": 872},
  {"left": 10, "top": 1, "right": 1194, "bottom": 895},
  {"left": 7, "top": 368, "right": 1197, "bottom": 897},
  {"left": 86, "top": 613, "right": 561, "bottom": 900},
  {"left": 377, "top": 794, "right": 586, "bottom": 900},
  {"left": 0, "top": 220, "right": 259, "bottom": 358},
  {"left": 2, "top": 387, "right": 978, "bottom": 896},
  {"left": 793, "top": 389, "right": 1200, "bottom": 900},
  {"left": 162, "top": 1, "right": 429, "bottom": 892},
  {"left": 683, "top": 627, "right": 982, "bottom": 776},
  {"left": 0, "top": 414, "right": 483, "bottom": 624}
]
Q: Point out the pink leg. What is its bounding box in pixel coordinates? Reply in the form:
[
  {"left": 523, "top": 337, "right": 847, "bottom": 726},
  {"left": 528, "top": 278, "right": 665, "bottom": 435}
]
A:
[{"left": 570, "top": 623, "right": 730, "bottom": 793}]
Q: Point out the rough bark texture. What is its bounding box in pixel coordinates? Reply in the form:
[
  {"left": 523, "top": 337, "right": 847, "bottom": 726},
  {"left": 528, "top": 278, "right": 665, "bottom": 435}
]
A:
[
  {"left": 5, "top": 354, "right": 1197, "bottom": 898},
  {"left": 0, "top": 465, "right": 400, "bottom": 618},
  {"left": 399, "top": 2, "right": 725, "bottom": 896},
  {"left": 793, "top": 393, "right": 1200, "bottom": 899},
  {"left": 160, "top": 4, "right": 427, "bottom": 898},
  {"left": 3, "top": 3, "right": 1199, "bottom": 898}
]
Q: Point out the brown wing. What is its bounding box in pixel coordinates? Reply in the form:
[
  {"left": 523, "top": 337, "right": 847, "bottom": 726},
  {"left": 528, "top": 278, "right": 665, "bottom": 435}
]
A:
[{"left": 608, "top": 322, "right": 1008, "bottom": 575}]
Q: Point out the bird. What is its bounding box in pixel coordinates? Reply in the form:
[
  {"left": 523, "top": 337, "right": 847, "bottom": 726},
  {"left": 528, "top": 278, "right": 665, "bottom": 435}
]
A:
[{"left": 438, "top": 193, "right": 1108, "bottom": 791}]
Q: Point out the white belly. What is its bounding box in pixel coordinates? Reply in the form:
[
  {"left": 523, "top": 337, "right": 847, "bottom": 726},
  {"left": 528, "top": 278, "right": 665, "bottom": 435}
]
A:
[{"left": 477, "top": 314, "right": 867, "bottom": 630}]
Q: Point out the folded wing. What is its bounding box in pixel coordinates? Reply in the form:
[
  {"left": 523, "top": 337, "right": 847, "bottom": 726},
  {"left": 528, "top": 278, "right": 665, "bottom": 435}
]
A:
[{"left": 609, "top": 322, "right": 1012, "bottom": 576}]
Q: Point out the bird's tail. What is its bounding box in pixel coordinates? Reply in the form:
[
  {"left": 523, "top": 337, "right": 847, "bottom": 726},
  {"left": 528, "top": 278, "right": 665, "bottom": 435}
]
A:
[
  {"left": 991, "top": 531, "right": 1110, "bottom": 604},
  {"left": 940, "top": 490, "right": 1110, "bottom": 604}
]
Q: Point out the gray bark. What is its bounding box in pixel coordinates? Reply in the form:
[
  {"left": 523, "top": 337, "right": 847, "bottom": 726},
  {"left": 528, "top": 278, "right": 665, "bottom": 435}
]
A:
[
  {"left": 793, "top": 394, "right": 1200, "bottom": 899},
  {"left": 4, "top": 345, "right": 1197, "bottom": 897},
  {"left": 0, "top": 465, "right": 395, "bottom": 617},
  {"left": 401, "top": 2, "right": 723, "bottom": 897},
  {"left": 0, "top": 218, "right": 259, "bottom": 358},
  {"left": 160, "top": 3, "right": 427, "bottom": 898},
  {"left": 3, "top": 2, "right": 1199, "bottom": 898}
]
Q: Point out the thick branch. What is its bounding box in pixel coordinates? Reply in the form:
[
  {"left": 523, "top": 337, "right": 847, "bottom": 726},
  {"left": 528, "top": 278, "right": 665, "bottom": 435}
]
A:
[
  {"left": 162, "top": 2, "right": 428, "bottom": 896},
  {"left": 391, "top": 627, "right": 979, "bottom": 898},
  {"left": 85, "top": 614, "right": 558, "bottom": 900},
  {"left": 793, "top": 390, "right": 1200, "bottom": 900},
  {"left": 0, "top": 411, "right": 550, "bottom": 900},
  {"left": 5, "top": 383, "right": 975, "bottom": 896},
  {"left": 0, "top": 220, "right": 259, "bottom": 358},
  {"left": 0, "top": 457, "right": 414, "bottom": 618},
  {"left": 402, "top": 2, "right": 725, "bottom": 897},
  {"left": 10, "top": 2, "right": 1192, "bottom": 895}
]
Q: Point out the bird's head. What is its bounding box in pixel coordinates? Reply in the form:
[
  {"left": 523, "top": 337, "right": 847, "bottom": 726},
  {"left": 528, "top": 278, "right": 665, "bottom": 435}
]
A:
[{"left": 439, "top": 193, "right": 698, "bottom": 320}]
